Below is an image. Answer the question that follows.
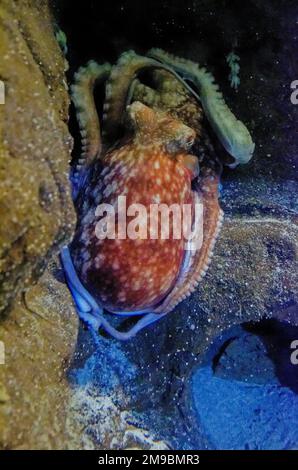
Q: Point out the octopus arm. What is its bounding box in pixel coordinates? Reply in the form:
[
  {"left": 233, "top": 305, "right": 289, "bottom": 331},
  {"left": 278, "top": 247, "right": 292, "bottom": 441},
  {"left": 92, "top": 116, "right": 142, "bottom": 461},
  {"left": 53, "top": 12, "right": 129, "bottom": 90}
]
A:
[
  {"left": 132, "top": 78, "right": 161, "bottom": 109},
  {"left": 103, "top": 51, "right": 200, "bottom": 141},
  {"left": 103, "top": 51, "right": 166, "bottom": 140},
  {"left": 147, "top": 49, "right": 255, "bottom": 166},
  {"left": 71, "top": 61, "right": 111, "bottom": 171}
]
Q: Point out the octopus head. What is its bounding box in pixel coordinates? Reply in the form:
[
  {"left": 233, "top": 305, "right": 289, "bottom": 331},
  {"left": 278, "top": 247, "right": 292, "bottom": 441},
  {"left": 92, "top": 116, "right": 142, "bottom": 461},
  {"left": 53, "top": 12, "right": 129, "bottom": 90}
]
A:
[{"left": 127, "top": 101, "right": 196, "bottom": 154}]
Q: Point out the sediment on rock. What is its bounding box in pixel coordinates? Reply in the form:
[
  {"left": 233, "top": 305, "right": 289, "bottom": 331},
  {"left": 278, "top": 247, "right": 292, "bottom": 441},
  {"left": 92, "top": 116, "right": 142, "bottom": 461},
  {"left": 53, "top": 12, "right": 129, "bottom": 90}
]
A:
[{"left": 0, "top": 0, "right": 75, "bottom": 315}]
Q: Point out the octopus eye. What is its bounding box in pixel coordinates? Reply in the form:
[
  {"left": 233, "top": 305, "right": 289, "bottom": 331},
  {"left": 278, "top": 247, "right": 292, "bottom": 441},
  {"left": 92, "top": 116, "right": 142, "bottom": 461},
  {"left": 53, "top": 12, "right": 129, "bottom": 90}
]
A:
[
  {"left": 181, "top": 132, "right": 195, "bottom": 151},
  {"left": 166, "top": 135, "right": 195, "bottom": 154},
  {"left": 166, "top": 139, "right": 182, "bottom": 154},
  {"left": 185, "top": 137, "right": 194, "bottom": 149}
]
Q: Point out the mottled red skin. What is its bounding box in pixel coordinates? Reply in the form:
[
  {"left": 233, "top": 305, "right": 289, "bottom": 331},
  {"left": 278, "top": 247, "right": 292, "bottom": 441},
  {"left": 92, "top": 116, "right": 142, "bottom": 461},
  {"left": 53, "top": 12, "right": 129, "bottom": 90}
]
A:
[{"left": 71, "top": 141, "right": 195, "bottom": 313}]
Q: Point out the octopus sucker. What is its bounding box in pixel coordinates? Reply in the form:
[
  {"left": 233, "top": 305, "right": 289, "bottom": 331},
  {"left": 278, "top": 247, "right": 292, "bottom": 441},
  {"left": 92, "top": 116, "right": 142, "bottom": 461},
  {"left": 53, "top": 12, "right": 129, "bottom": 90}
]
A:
[
  {"left": 71, "top": 61, "right": 111, "bottom": 164},
  {"left": 61, "top": 49, "right": 254, "bottom": 340}
]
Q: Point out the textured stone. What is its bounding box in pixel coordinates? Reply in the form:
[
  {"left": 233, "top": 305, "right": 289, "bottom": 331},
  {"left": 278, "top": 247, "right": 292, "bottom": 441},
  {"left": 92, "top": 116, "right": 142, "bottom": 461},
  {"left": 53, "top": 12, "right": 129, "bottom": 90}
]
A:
[
  {"left": 0, "top": 0, "right": 75, "bottom": 315},
  {"left": 191, "top": 325, "right": 298, "bottom": 449},
  {"left": 0, "top": 259, "right": 78, "bottom": 449},
  {"left": 0, "top": 0, "right": 78, "bottom": 449}
]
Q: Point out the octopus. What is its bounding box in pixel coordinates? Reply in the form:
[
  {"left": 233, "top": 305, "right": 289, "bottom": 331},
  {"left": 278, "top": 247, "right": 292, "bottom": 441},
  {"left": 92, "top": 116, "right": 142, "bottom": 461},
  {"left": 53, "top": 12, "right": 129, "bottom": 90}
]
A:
[{"left": 60, "top": 49, "right": 254, "bottom": 340}]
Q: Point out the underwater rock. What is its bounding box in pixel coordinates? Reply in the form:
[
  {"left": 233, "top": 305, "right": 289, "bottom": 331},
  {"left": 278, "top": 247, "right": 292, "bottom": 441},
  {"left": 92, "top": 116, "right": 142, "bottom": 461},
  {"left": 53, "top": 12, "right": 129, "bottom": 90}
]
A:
[
  {"left": 0, "top": 259, "right": 78, "bottom": 449},
  {"left": 191, "top": 326, "right": 298, "bottom": 449},
  {"left": 211, "top": 322, "right": 298, "bottom": 391},
  {"left": 67, "top": 389, "right": 170, "bottom": 450},
  {"left": 192, "top": 365, "right": 298, "bottom": 449},
  {"left": 0, "top": 0, "right": 75, "bottom": 315},
  {"left": 65, "top": 330, "right": 170, "bottom": 450},
  {"left": 0, "top": 2, "right": 78, "bottom": 449},
  {"left": 196, "top": 214, "right": 298, "bottom": 326},
  {"left": 211, "top": 330, "right": 278, "bottom": 385}
]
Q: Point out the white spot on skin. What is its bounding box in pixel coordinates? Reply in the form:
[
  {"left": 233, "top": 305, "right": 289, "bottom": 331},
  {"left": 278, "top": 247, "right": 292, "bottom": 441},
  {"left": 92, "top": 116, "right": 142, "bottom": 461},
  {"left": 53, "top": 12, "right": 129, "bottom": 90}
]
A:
[
  {"left": 94, "top": 253, "right": 105, "bottom": 269},
  {"left": 112, "top": 260, "right": 120, "bottom": 270},
  {"left": 133, "top": 281, "right": 141, "bottom": 291},
  {"left": 118, "top": 291, "right": 126, "bottom": 302}
]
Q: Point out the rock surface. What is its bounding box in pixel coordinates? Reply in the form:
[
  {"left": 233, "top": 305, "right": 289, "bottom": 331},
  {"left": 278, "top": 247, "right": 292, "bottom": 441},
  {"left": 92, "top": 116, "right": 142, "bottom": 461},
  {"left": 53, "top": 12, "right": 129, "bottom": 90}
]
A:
[
  {"left": 191, "top": 325, "right": 298, "bottom": 449},
  {"left": 0, "top": 0, "right": 78, "bottom": 450},
  {"left": 0, "top": 0, "right": 75, "bottom": 315},
  {"left": 0, "top": 259, "right": 78, "bottom": 449}
]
